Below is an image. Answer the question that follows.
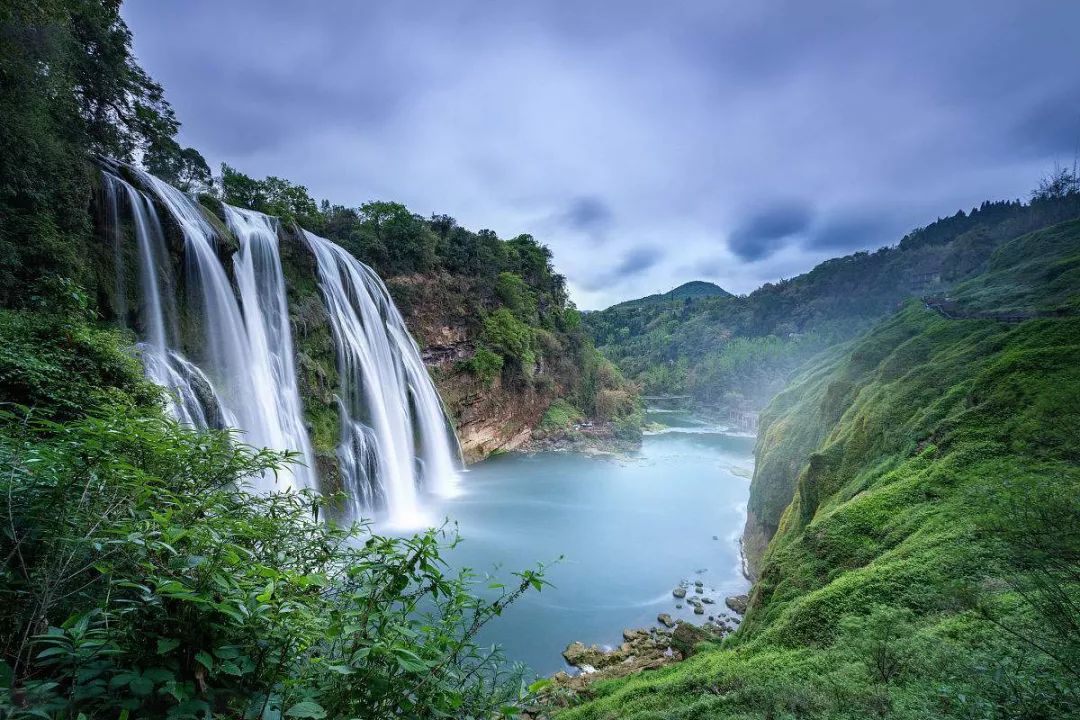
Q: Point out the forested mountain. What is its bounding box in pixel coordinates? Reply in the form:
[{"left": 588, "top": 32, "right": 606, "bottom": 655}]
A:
[
  {"left": 602, "top": 280, "right": 731, "bottom": 311},
  {"left": 585, "top": 191, "right": 1080, "bottom": 411}
]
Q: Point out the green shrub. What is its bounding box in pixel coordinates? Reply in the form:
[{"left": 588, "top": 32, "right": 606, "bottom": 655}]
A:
[
  {"left": 482, "top": 309, "right": 535, "bottom": 381},
  {"left": 0, "top": 407, "right": 548, "bottom": 719},
  {"left": 465, "top": 344, "right": 504, "bottom": 387},
  {"left": 540, "top": 399, "right": 584, "bottom": 431}
]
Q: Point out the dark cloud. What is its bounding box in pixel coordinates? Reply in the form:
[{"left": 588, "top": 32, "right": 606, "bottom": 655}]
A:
[
  {"left": 804, "top": 212, "right": 900, "bottom": 252},
  {"left": 120, "top": 0, "right": 1080, "bottom": 308},
  {"left": 562, "top": 196, "right": 613, "bottom": 231},
  {"left": 1009, "top": 88, "right": 1080, "bottom": 158},
  {"left": 578, "top": 246, "right": 665, "bottom": 291},
  {"left": 727, "top": 202, "right": 813, "bottom": 261}
]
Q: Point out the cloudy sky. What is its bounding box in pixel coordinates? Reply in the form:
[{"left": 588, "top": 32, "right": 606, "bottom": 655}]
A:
[{"left": 123, "top": 1, "right": 1080, "bottom": 309}]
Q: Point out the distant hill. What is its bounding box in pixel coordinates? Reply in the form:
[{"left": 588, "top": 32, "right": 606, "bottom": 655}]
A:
[
  {"left": 584, "top": 191, "right": 1080, "bottom": 409},
  {"left": 607, "top": 280, "right": 731, "bottom": 310}
]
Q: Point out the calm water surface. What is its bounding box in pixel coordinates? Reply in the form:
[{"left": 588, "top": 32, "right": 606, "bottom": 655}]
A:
[{"left": 420, "top": 412, "right": 755, "bottom": 675}]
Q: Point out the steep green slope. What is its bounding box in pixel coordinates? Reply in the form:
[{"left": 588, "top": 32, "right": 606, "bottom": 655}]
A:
[
  {"left": 553, "top": 224, "right": 1080, "bottom": 719},
  {"left": 584, "top": 194, "right": 1080, "bottom": 411}
]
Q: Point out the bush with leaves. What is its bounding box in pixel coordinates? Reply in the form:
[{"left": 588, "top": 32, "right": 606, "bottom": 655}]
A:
[{"left": 0, "top": 407, "right": 547, "bottom": 719}]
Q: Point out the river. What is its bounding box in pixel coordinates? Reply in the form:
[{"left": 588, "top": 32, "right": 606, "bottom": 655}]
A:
[{"left": 424, "top": 410, "right": 755, "bottom": 675}]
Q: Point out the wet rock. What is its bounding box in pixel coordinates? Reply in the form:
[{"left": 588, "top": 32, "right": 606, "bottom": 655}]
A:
[
  {"left": 694, "top": 580, "right": 704, "bottom": 587},
  {"left": 562, "top": 641, "right": 607, "bottom": 667},
  {"left": 548, "top": 630, "right": 685, "bottom": 697},
  {"left": 695, "top": 586, "right": 704, "bottom": 594},
  {"left": 725, "top": 594, "right": 749, "bottom": 615},
  {"left": 702, "top": 597, "right": 715, "bottom": 604},
  {"left": 712, "top": 535, "right": 719, "bottom": 540},
  {"left": 693, "top": 605, "right": 705, "bottom": 615},
  {"left": 672, "top": 587, "right": 687, "bottom": 599},
  {"left": 623, "top": 628, "right": 649, "bottom": 642},
  {"left": 676, "top": 603, "right": 683, "bottom": 609},
  {"left": 657, "top": 613, "right": 676, "bottom": 628},
  {"left": 671, "top": 621, "right": 712, "bottom": 656}
]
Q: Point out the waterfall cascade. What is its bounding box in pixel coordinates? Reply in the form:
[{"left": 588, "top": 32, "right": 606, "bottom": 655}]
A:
[
  {"left": 101, "top": 167, "right": 459, "bottom": 517},
  {"left": 304, "top": 230, "right": 461, "bottom": 526}
]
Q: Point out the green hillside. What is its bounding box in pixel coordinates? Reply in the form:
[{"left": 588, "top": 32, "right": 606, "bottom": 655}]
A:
[
  {"left": 554, "top": 221, "right": 1080, "bottom": 719},
  {"left": 604, "top": 281, "right": 731, "bottom": 310},
  {"left": 584, "top": 196, "right": 1080, "bottom": 411}
]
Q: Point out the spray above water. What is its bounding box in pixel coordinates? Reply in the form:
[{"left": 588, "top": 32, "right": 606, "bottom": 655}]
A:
[{"left": 102, "top": 166, "right": 460, "bottom": 521}]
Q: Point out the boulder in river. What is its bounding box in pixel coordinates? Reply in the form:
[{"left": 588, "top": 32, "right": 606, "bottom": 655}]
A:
[
  {"left": 562, "top": 641, "right": 608, "bottom": 667},
  {"left": 725, "top": 594, "right": 749, "bottom": 614}
]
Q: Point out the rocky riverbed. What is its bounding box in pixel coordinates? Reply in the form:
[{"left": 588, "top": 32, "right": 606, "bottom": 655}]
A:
[{"left": 526, "top": 581, "right": 751, "bottom": 714}]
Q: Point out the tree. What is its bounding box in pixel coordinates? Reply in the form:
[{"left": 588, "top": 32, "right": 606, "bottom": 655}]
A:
[
  {"left": 0, "top": 0, "right": 189, "bottom": 307},
  {"left": 145, "top": 138, "right": 211, "bottom": 192}
]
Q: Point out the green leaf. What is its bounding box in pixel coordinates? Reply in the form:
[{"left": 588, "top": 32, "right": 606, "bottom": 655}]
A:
[
  {"left": 392, "top": 647, "right": 429, "bottom": 673},
  {"left": 195, "top": 651, "right": 213, "bottom": 672},
  {"left": 527, "top": 678, "right": 552, "bottom": 694},
  {"left": 129, "top": 674, "right": 154, "bottom": 696},
  {"left": 285, "top": 701, "right": 326, "bottom": 718},
  {"left": 156, "top": 638, "right": 180, "bottom": 655}
]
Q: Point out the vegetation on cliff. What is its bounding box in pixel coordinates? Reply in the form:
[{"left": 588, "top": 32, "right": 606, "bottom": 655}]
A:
[
  {"left": 215, "top": 165, "right": 641, "bottom": 454},
  {"left": 552, "top": 221, "right": 1080, "bottom": 719}
]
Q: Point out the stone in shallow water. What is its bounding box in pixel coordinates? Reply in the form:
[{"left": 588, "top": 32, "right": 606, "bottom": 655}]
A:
[
  {"left": 657, "top": 613, "right": 677, "bottom": 628},
  {"left": 693, "top": 605, "right": 705, "bottom": 614},
  {"left": 725, "top": 594, "right": 749, "bottom": 614},
  {"left": 673, "top": 587, "right": 687, "bottom": 598}
]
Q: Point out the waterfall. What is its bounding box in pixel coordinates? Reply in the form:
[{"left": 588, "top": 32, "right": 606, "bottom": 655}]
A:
[
  {"left": 103, "top": 169, "right": 314, "bottom": 492},
  {"left": 303, "top": 230, "right": 461, "bottom": 526},
  {"left": 101, "top": 171, "right": 228, "bottom": 428},
  {"left": 102, "top": 166, "right": 460, "bottom": 519},
  {"left": 223, "top": 205, "right": 317, "bottom": 492}
]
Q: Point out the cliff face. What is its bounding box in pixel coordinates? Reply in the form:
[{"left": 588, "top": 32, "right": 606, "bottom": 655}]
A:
[
  {"left": 387, "top": 274, "right": 556, "bottom": 462},
  {"left": 95, "top": 190, "right": 563, "bottom": 474}
]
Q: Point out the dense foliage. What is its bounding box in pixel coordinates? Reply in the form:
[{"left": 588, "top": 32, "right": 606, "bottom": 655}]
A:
[
  {"left": 585, "top": 190, "right": 1080, "bottom": 413},
  {"left": 0, "top": 0, "right": 207, "bottom": 308},
  {"left": 0, "top": 308, "right": 549, "bottom": 719},
  {"left": 555, "top": 223, "right": 1080, "bottom": 719}
]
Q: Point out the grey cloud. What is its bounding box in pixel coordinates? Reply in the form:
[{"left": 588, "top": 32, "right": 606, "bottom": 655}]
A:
[
  {"left": 804, "top": 212, "right": 899, "bottom": 252},
  {"left": 578, "top": 246, "right": 665, "bottom": 291},
  {"left": 727, "top": 202, "right": 813, "bottom": 261},
  {"left": 1009, "top": 88, "right": 1080, "bottom": 157},
  {"left": 121, "top": 0, "right": 1080, "bottom": 309},
  {"left": 562, "top": 196, "right": 613, "bottom": 231}
]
